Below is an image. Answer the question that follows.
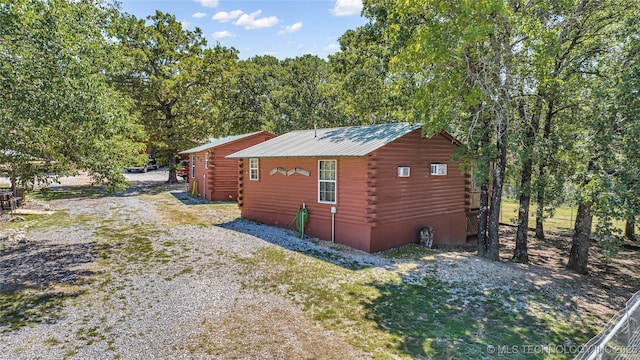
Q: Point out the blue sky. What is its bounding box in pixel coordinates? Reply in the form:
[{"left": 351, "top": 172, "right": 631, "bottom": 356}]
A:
[{"left": 118, "top": 0, "right": 368, "bottom": 60}]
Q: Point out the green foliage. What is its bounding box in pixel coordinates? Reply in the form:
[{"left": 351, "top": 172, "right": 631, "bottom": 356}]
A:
[
  {"left": 218, "top": 55, "right": 284, "bottom": 134},
  {"left": 357, "top": 0, "right": 640, "bottom": 265},
  {"left": 220, "top": 54, "right": 348, "bottom": 135},
  {"left": 330, "top": 26, "right": 415, "bottom": 124},
  {"left": 0, "top": 0, "right": 143, "bottom": 192}
]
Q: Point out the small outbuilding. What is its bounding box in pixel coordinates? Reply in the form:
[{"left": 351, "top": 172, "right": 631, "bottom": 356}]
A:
[
  {"left": 180, "top": 131, "right": 276, "bottom": 201},
  {"left": 227, "top": 123, "right": 470, "bottom": 252}
]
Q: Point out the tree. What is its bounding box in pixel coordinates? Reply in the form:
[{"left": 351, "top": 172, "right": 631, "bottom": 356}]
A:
[
  {"left": 330, "top": 26, "right": 415, "bottom": 124},
  {"left": 277, "top": 55, "right": 345, "bottom": 132},
  {"left": 510, "top": 0, "right": 638, "bottom": 264},
  {"left": 217, "top": 55, "right": 282, "bottom": 135},
  {"left": 566, "top": 6, "right": 640, "bottom": 273},
  {"left": 362, "top": 0, "right": 523, "bottom": 261},
  {"left": 617, "top": 15, "right": 640, "bottom": 244},
  {"left": 221, "top": 54, "right": 348, "bottom": 135},
  {"left": 113, "top": 11, "right": 238, "bottom": 183},
  {"left": 0, "top": 0, "right": 143, "bottom": 192}
]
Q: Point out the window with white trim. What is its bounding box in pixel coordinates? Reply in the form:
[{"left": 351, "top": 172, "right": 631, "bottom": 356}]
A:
[
  {"left": 204, "top": 152, "right": 209, "bottom": 169},
  {"left": 318, "top": 160, "right": 336, "bottom": 203},
  {"left": 249, "top": 158, "right": 259, "bottom": 180},
  {"left": 191, "top": 155, "right": 196, "bottom": 178},
  {"left": 398, "top": 166, "right": 410, "bottom": 177},
  {"left": 431, "top": 163, "right": 447, "bottom": 175}
]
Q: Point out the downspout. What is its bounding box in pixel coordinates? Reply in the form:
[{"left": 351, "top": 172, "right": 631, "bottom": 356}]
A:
[{"left": 203, "top": 174, "right": 206, "bottom": 199}]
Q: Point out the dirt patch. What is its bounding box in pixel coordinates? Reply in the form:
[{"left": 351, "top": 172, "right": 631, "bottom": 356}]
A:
[
  {"left": 188, "top": 299, "right": 367, "bottom": 359},
  {"left": 492, "top": 227, "right": 640, "bottom": 325}
]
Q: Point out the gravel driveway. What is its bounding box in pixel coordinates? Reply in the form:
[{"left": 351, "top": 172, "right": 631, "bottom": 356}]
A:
[{"left": 0, "top": 170, "right": 368, "bottom": 359}]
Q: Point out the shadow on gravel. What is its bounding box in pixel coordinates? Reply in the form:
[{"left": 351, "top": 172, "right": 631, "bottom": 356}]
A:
[
  {"left": 37, "top": 182, "right": 184, "bottom": 201},
  {"left": 118, "top": 181, "right": 184, "bottom": 197},
  {"left": 0, "top": 240, "right": 104, "bottom": 332},
  {"left": 219, "top": 218, "right": 376, "bottom": 271},
  {"left": 36, "top": 185, "right": 108, "bottom": 201},
  {"left": 169, "top": 190, "right": 236, "bottom": 206}
]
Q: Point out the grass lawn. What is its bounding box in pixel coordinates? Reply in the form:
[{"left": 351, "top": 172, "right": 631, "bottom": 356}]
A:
[
  {"left": 239, "top": 245, "right": 599, "bottom": 359},
  {"left": 500, "top": 198, "right": 635, "bottom": 234}
]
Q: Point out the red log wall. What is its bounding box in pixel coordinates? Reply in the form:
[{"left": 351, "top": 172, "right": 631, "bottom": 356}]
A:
[
  {"left": 188, "top": 132, "right": 275, "bottom": 201},
  {"left": 369, "top": 131, "right": 466, "bottom": 251},
  {"left": 238, "top": 130, "right": 466, "bottom": 252}
]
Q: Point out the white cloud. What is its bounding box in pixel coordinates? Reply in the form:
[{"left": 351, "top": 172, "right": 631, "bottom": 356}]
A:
[
  {"left": 213, "top": 31, "right": 235, "bottom": 39},
  {"left": 324, "top": 43, "right": 340, "bottom": 53},
  {"left": 192, "top": 12, "right": 207, "bottom": 19},
  {"left": 194, "top": 0, "right": 219, "bottom": 8},
  {"left": 278, "top": 22, "right": 303, "bottom": 35},
  {"left": 212, "top": 10, "right": 243, "bottom": 23},
  {"left": 234, "top": 10, "right": 279, "bottom": 29},
  {"left": 181, "top": 20, "right": 191, "bottom": 28},
  {"left": 330, "top": 0, "right": 362, "bottom": 16}
]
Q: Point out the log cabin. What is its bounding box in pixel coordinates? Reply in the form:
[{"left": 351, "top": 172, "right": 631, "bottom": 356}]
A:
[
  {"left": 227, "top": 123, "right": 473, "bottom": 252},
  {"left": 179, "top": 131, "right": 276, "bottom": 201}
]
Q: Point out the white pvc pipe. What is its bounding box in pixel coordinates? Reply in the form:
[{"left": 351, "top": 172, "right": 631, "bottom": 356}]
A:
[
  {"left": 301, "top": 203, "right": 306, "bottom": 239},
  {"left": 331, "top": 212, "right": 335, "bottom": 242},
  {"left": 586, "top": 296, "right": 640, "bottom": 360}
]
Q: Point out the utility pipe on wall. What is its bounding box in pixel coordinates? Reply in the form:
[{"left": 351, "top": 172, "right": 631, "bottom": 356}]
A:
[
  {"left": 331, "top": 206, "right": 337, "bottom": 242},
  {"left": 203, "top": 174, "right": 206, "bottom": 199},
  {"left": 301, "top": 202, "right": 306, "bottom": 239}
]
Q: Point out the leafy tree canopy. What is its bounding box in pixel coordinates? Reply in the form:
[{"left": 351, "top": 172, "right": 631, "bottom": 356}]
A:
[
  {"left": 0, "top": 0, "right": 144, "bottom": 192},
  {"left": 112, "top": 11, "right": 238, "bottom": 182}
]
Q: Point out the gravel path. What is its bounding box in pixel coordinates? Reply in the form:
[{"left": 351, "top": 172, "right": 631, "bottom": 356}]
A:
[{"left": 0, "top": 170, "right": 368, "bottom": 359}]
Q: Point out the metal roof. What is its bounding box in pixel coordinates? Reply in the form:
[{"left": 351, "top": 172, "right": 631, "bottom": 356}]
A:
[
  {"left": 226, "top": 123, "right": 423, "bottom": 159},
  {"left": 179, "top": 132, "right": 263, "bottom": 154}
]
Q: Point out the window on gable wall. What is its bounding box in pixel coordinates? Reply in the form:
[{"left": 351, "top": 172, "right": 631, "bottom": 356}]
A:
[
  {"left": 249, "top": 158, "right": 259, "bottom": 180},
  {"left": 431, "top": 163, "right": 447, "bottom": 175},
  {"left": 318, "top": 160, "right": 336, "bottom": 203}
]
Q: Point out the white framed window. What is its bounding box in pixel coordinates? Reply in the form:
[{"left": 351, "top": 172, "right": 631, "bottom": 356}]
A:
[
  {"left": 204, "top": 152, "right": 209, "bottom": 169},
  {"left": 431, "top": 163, "right": 447, "bottom": 176},
  {"left": 318, "top": 160, "right": 336, "bottom": 204},
  {"left": 249, "top": 158, "right": 259, "bottom": 180},
  {"left": 398, "top": 166, "right": 410, "bottom": 177},
  {"left": 191, "top": 155, "right": 196, "bottom": 178}
]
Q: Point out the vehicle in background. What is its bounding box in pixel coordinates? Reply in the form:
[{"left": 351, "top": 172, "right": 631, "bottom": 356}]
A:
[
  {"left": 126, "top": 154, "right": 158, "bottom": 173},
  {"left": 176, "top": 159, "right": 189, "bottom": 181}
]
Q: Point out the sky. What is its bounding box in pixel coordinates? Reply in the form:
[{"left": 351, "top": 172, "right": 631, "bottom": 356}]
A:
[{"left": 118, "top": 0, "right": 368, "bottom": 60}]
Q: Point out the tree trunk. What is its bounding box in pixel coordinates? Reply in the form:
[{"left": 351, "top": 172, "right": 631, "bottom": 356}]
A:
[
  {"left": 167, "top": 152, "right": 179, "bottom": 184},
  {"left": 487, "top": 121, "right": 507, "bottom": 261},
  {"left": 477, "top": 183, "right": 490, "bottom": 257},
  {"left": 534, "top": 194, "right": 545, "bottom": 239},
  {"left": 535, "top": 99, "right": 554, "bottom": 240},
  {"left": 477, "top": 117, "right": 491, "bottom": 258},
  {"left": 163, "top": 105, "right": 180, "bottom": 185},
  {"left": 567, "top": 201, "right": 593, "bottom": 274},
  {"left": 514, "top": 100, "right": 541, "bottom": 263},
  {"left": 626, "top": 221, "right": 636, "bottom": 241},
  {"left": 514, "top": 189, "right": 531, "bottom": 263}
]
